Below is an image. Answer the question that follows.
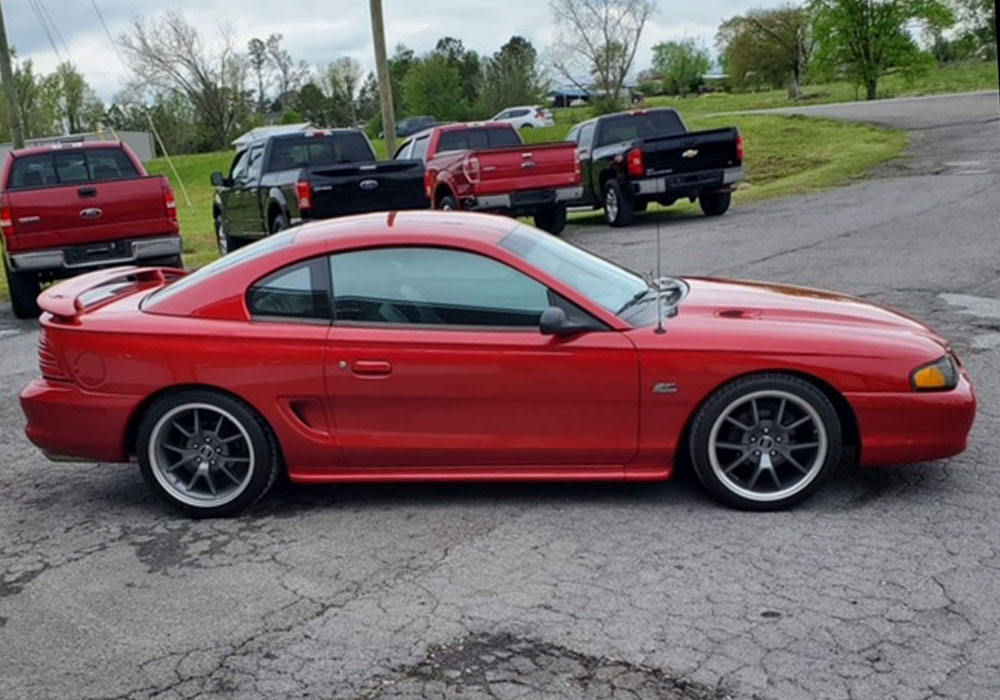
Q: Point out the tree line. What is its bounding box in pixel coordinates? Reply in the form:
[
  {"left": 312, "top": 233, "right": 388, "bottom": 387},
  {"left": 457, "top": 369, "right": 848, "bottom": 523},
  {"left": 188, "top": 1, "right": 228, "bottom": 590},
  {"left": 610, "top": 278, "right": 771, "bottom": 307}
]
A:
[{"left": 0, "top": 0, "right": 995, "bottom": 154}]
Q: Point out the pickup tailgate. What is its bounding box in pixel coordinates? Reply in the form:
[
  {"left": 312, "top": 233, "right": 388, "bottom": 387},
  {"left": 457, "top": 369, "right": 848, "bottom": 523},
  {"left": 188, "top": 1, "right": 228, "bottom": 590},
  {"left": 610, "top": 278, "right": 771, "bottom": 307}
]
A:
[
  {"left": 468, "top": 142, "right": 580, "bottom": 196},
  {"left": 305, "top": 160, "right": 429, "bottom": 218},
  {"left": 3, "top": 176, "right": 175, "bottom": 252},
  {"left": 641, "top": 127, "right": 741, "bottom": 176}
]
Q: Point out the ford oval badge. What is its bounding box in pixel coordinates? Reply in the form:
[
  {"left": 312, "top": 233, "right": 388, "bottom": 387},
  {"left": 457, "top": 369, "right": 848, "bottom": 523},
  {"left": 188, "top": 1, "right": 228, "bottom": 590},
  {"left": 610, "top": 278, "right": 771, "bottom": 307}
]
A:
[{"left": 360, "top": 179, "right": 379, "bottom": 190}]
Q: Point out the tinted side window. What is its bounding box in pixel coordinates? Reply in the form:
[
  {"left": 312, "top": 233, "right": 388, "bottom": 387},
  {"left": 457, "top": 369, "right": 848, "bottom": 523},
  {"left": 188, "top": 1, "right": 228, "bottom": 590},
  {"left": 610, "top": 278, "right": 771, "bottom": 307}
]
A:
[
  {"left": 230, "top": 150, "right": 249, "bottom": 180},
  {"left": 331, "top": 247, "right": 549, "bottom": 327},
  {"left": 246, "top": 146, "right": 264, "bottom": 180},
  {"left": 578, "top": 124, "right": 595, "bottom": 150},
  {"left": 510, "top": 109, "right": 530, "bottom": 117},
  {"left": 248, "top": 257, "right": 330, "bottom": 320}
]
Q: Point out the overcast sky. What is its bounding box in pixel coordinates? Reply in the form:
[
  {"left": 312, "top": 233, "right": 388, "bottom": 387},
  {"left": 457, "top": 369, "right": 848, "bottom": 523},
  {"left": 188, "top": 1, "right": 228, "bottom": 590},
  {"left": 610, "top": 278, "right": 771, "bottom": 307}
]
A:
[{"left": 3, "top": 0, "right": 772, "bottom": 101}]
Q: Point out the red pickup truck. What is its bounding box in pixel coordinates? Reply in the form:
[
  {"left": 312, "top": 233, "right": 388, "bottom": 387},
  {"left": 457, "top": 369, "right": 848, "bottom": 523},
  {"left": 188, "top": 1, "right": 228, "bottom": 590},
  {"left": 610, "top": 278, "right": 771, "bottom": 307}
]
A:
[
  {"left": 1, "top": 142, "right": 182, "bottom": 318},
  {"left": 394, "top": 122, "right": 581, "bottom": 235}
]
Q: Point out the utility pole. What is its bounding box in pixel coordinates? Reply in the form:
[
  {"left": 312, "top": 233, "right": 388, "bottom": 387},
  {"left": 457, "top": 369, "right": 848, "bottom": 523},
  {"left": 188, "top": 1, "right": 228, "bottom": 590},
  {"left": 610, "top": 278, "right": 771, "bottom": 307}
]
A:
[
  {"left": 369, "top": 0, "right": 396, "bottom": 155},
  {"left": 0, "top": 0, "right": 25, "bottom": 148}
]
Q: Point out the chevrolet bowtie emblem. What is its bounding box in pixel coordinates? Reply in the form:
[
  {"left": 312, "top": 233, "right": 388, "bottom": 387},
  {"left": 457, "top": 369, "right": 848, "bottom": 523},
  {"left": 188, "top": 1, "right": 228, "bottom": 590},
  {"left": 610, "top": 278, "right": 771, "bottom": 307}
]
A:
[{"left": 682, "top": 149, "right": 699, "bottom": 158}]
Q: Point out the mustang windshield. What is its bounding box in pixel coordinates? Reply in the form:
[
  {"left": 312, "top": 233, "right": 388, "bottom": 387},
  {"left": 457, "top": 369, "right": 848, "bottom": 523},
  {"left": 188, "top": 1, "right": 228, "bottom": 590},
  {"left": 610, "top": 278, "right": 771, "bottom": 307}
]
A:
[{"left": 500, "top": 225, "right": 649, "bottom": 314}]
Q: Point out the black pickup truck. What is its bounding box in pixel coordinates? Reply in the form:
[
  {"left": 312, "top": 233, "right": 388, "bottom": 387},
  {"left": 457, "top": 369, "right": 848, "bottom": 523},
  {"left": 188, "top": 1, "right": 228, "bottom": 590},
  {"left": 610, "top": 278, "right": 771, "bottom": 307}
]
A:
[
  {"left": 210, "top": 129, "right": 428, "bottom": 253},
  {"left": 566, "top": 108, "right": 744, "bottom": 227}
]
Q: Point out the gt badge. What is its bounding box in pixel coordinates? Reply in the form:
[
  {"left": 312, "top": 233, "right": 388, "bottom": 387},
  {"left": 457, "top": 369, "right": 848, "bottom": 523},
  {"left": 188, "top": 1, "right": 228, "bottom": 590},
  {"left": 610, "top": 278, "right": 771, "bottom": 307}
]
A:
[{"left": 652, "top": 382, "right": 678, "bottom": 394}]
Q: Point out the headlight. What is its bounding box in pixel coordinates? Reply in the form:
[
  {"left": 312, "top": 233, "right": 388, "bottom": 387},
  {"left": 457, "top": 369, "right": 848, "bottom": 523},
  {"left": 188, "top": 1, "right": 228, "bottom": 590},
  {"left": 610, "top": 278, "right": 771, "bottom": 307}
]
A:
[{"left": 911, "top": 355, "right": 959, "bottom": 391}]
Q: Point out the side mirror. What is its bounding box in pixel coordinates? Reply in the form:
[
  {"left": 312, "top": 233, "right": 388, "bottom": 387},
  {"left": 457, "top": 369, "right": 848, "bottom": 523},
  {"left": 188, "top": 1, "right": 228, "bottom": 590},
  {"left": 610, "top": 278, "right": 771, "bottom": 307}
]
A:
[
  {"left": 210, "top": 171, "right": 226, "bottom": 187},
  {"left": 539, "top": 306, "right": 593, "bottom": 337}
]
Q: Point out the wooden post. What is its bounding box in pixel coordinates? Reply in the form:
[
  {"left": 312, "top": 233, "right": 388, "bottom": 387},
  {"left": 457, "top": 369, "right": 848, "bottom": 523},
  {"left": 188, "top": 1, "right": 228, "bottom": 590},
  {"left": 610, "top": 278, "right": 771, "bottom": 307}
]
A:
[
  {"left": 369, "top": 0, "right": 396, "bottom": 155},
  {"left": 0, "top": 0, "right": 26, "bottom": 148}
]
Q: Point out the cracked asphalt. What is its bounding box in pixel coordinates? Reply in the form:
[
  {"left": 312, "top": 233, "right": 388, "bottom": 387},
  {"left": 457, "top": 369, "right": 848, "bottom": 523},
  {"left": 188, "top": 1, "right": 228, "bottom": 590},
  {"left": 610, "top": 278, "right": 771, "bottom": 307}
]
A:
[{"left": 2, "top": 91, "right": 999, "bottom": 700}]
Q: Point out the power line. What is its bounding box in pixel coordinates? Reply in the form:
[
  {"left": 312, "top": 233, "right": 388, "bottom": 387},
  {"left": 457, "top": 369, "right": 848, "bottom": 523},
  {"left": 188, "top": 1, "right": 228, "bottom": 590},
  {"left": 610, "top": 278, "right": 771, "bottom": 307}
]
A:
[
  {"left": 36, "top": 0, "right": 74, "bottom": 64},
  {"left": 26, "top": 0, "right": 63, "bottom": 64},
  {"left": 90, "top": 0, "right": 125, "bottom": 66}
]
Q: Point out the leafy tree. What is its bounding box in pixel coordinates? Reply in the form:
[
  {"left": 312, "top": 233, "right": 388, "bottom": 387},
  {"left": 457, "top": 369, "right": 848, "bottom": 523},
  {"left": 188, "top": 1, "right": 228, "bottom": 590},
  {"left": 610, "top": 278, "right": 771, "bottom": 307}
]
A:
[
  {"left": 652, "top": 38, "right": 712, "bottom": 96},
  {"left": 434, "top": 37, "right": 482, "bottom": 105},
  {"left": 953, "top": 0, "right": 997, "bottom": 57},
  {"left": 549, "top": 0, "right": 656, "bottom": 108},
  {"left": 294, "top": 82, "right": 328, "bottom": 125},
  {"left": 0, "top": 57, "right": 60, "bottom": 139},
  {"left": 480, "top": 36, "right": 546, "bottom": 113},
  {"left": 810, "top": 0, "right": 955, "bottom": 99},
  {"left": 402, "top": 53, "right": 467, "bottom": 121},
  {"left": 717, "top": 5, "right": 815, "bottom": 98},
  {"left": 48, "top": 63, "right": 104, "bottom": 133},
  {"left": 388, "top": 44, "right": 417, "bottom": 117},
  {"left": 356, "top": 72, "right": 380, "bottom": 123},
  {"left": 325, "top": 57, "right": 364, "bottom": 125}
]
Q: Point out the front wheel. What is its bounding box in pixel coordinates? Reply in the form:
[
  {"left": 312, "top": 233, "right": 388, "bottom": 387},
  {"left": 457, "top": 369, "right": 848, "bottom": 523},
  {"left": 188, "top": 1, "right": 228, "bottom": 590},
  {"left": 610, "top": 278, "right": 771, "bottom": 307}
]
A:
[
  {"left": 5, "top": 259, "right": 41, "bottom": 319},
  {"left": 137, "top": 390, "right": 281, "bottom": 518},
  {"left": 438, "top": 195, "right": 457, "bottom": 211},
  {"left": 699, "top": 191, "right": 732, "bottom": 217},
  {"left": 533, "top": 204, "right": 567, "bottom": 235},
  {"left": 603, "top": 179, "right": 634, "bottom": 227},
  {"left": 216, "top": 215, "right": 250, "bottom": 255},
  {"left": 688, "top": 374, "right": 842, "bottom": 510}
]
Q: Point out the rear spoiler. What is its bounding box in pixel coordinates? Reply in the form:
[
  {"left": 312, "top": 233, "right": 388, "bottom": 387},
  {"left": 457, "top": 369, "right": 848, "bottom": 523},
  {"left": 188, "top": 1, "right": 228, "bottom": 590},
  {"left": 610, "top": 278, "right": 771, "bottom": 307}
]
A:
[{"left": 38, "top": 266, "right": 187, "bottom": 322}]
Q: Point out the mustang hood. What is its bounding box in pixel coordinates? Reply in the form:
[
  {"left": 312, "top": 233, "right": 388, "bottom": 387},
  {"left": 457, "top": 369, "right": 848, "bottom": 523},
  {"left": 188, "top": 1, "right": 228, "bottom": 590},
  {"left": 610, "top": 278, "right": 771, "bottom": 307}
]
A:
[{"left": 679, "top": 277, "right": 949, "bottom": 348}]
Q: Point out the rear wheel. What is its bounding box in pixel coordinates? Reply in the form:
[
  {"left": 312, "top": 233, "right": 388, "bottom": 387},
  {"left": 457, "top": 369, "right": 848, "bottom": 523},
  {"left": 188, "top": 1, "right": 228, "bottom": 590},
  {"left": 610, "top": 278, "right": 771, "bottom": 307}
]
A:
[
  {"left": 5, "top": 259, "right": 40, "bottom": 319},
  {"left": 689, "top": 374, "right": 842, "bottom": 510},
  {"left": 533, "top": 204, "right": 567, "bottom": 235},
  {"left": 699, "top": 191, "right": 732, "bottom": 217},
  {"left": 137, "top": 390, "right": 281, "bottom": 518},
  {"left": 603, "top": 179, "right": 634, "bottom": 227},
  {"left": 271, "top": 213, "right": 290, "bottom": 234}
]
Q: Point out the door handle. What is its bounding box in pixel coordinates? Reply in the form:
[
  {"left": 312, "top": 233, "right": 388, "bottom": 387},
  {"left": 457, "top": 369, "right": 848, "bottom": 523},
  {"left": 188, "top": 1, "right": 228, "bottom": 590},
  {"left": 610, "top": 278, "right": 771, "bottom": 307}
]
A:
[
  {"left": 78, "top": 187, "right": 97, "bottom": 198},
  {"left": 351, "top": 359, "right": 392, "bottom": 376}
]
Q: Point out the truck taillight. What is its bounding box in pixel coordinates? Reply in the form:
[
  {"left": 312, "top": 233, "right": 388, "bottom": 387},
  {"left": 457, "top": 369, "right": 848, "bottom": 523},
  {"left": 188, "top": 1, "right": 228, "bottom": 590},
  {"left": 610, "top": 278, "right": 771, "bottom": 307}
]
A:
[
  {"left": 0, "top": 200, "right": 13, "bottom": 238},
  {"left": 737, "top": 133, "right": 745, "bottom": 162},
  {"left": 574, "top": 148, "right": 582, "bottom": 181},
  {"left": 296, "top": 180, "right": 313, "bottom": 210},
  {"left": 627, "top": 148, "right": 646, "bottom": 178},
  {"left": 462, "top": 155, "right": 481, "bottom": 185},
  {"left": 164, "top": 187, "right": 178, "bottom": 221}
]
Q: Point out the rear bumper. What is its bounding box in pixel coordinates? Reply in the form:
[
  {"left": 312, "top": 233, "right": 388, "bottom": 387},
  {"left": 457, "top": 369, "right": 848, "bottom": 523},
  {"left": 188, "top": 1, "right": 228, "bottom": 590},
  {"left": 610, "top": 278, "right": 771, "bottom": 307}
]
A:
[
  {"left": 465, "top": 186, "right": 583, "bottom": 211},
  {"left": 849, "top": 374, "right": 977, "bottom": 467},
  {"left": 632, "top": 166, "right": 744, "bottom": 196},
  {"left": 7, "top": 235, "right": 182, "bottom": 273},
  {"left": 20, "top": 379, "right": 138, "bottom": 463}
]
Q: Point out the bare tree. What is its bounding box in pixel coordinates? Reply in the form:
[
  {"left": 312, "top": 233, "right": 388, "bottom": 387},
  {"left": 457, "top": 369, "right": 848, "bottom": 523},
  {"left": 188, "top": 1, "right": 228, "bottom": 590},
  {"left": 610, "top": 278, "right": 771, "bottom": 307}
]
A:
[
  {"left": 247, "top": 37, "right": 270, "bottom": 112},
  {"left": 119, "top": 11, "right": 250, "bottom": 148},
  {"left": 266, "top": 34, "right": 309, "bottom": 112},
  {"left": 549, "top": 0, "right": 655, "bottom": 106},
  {"left": 324, "top": 57, "right": 363, "bottom": 125}
]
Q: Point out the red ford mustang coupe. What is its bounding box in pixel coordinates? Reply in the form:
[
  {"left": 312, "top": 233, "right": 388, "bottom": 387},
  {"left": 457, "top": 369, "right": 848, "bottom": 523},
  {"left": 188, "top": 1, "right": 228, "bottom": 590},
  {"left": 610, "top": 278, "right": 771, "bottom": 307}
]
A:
[{"left": 21, "top": 212, "right": 976, "bottom": 516}]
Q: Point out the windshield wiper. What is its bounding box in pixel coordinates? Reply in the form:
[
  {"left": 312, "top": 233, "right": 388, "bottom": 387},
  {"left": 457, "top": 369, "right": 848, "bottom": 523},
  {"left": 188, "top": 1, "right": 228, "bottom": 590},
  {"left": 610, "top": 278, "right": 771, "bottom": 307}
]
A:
[{"left": 616, "top": 286, "right": 654, "bottom": 315}]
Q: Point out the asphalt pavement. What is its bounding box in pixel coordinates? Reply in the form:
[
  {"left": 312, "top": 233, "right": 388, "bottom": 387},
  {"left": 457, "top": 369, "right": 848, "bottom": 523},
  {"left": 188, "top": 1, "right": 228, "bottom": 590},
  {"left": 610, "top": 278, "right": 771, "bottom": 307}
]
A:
[{"left": 1, "top": 91, "right": 999, "bottom": 700}]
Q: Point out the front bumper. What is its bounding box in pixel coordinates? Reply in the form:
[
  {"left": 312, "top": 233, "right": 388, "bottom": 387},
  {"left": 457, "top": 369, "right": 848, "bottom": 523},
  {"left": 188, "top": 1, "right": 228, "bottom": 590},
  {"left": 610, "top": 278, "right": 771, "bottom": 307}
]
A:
[
  {"left": 466, "top": 186, "right": 583, "bottom": 211},
  {"left": 848, "top": 373, "right": 977, "bottom": 467},
  {"left": 632, "top": 167, "right": 744, "bottom": 196},
  {"left": 20, "top": 379, "right": 138, "bottom": 463},
  {"left": 7, "top": 235, "right": 182, "bottom": 273}
]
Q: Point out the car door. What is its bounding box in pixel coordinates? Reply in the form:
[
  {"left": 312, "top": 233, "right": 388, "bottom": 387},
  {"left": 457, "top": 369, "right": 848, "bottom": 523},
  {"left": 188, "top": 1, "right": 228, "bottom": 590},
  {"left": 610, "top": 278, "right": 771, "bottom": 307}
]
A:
[
  {"left": 242, "top": 145, "right": 265, "bottom": 233},
  {"left": 324, "top": 246, "right": 639, "bottom": 469},
  {"left": 223, "top": 149, "right": 250, "bottom": 235},
  {"left": 571, "top": 122, "right": 597, "bottom": 203}
]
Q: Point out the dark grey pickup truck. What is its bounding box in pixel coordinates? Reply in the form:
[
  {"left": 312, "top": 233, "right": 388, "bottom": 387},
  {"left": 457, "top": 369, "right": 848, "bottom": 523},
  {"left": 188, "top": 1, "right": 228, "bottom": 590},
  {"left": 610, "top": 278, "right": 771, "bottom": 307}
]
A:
[
  {"left": 566, "top": 108, "right": 744, "bottom": 226},
  {"left": 211, "top": 129, "right": 429, "bottom": 253}
]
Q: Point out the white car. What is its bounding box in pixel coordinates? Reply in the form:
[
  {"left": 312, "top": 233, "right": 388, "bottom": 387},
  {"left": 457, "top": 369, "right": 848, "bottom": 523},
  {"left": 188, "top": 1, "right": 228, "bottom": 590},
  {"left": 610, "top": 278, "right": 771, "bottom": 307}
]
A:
[{"left": 490, "top": 105, "right": 556, "bottom": 129}]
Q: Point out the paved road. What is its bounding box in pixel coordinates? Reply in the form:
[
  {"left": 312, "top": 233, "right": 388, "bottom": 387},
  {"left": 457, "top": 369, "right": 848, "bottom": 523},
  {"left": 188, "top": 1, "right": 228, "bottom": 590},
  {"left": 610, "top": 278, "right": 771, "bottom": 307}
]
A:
[{"left": 1, "top": 92, "right": 999, "bottom": 700}]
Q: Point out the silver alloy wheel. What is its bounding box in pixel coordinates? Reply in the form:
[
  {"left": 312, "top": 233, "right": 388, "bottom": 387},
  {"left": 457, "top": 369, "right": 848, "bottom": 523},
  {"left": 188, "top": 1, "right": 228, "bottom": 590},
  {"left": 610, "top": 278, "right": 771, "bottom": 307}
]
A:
[
  {"left": 605, "top": 186, "right": 619, "bottom": 223},
  {"left": 216, "top": 219, "right": 228, "bottom": 255},
  {"left": 441, "top": 200, "right": 454, "bottom": 211},
  {"left": 707, "top": 389, "right": 828, "bottom": 503},
  {"left": 148, "top": 402, "right": 255, "bottom": 508}
]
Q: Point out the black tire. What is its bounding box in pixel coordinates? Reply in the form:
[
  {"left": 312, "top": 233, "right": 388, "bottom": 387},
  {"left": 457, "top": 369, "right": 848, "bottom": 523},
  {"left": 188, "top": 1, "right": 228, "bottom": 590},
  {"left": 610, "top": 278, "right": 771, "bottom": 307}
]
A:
[
  {"left": 137, "top": 389, "right": 281, "bottom": 518},
  {"left": 5, "top": 259, "right": 41, "bottom": 319},
  {"left": 699, "top": 191, "right": 732, "bottom": 217},
  {"left": 438, "top": 194, "right": 457, "bottom": 211},
  {"left": 603, "top": 179, "right": 634, "bottom": 227},
  {"left": 215, "top": 215, "right": 249, "bottom": 255},
  {"left": 688, "top": 374, "right": 842, "bottom": 511},
  {"left": 271, "top": 212, "right": 290, "bottom": 234},
  {"left": 533, "top": 204, "right": 568, "bottom": 235}
]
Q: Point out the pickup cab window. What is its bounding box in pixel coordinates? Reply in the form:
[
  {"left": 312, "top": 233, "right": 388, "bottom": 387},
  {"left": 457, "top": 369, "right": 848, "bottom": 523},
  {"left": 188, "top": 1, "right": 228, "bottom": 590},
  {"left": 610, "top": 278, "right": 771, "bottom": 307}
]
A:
[
  {"left": 410, "top": 136, "right": 430, "bottom": 161},
  {"left": 230, "top": 150, "right": 249, "bottom": 182},
  {"left": 438, "top": 127, "right": 521, "bottom": 153},
  {"left": 246, "top": 146, "right": 264, "bottom": 181},
  {"left": 7, "top": 148, "right": 140, "bottom": 189},
  {"left": 268, "top": 133, "right": 375, "bottom": 171},
  {"left": 577, "top": 123, "right": 595, "bottom": 151},
  {"left": 596, "top": 111, "right": 685, "bottom": 147}
]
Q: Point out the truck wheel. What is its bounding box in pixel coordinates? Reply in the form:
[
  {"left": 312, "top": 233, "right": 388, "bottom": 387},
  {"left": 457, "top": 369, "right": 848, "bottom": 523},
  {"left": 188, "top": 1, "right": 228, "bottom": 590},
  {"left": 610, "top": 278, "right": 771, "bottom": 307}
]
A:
[
  {"left": 271, "top": 213, "right": 290, "bottom": 234},
  {"left": 215, "top": 216, "right": 248, "bottom": 255},
  {"left": 603, "top": 180, "right": 634, "bottom": 227},
  {"left": 700, "top": 191, "right": 732, "bottom": 217},
  {"left": 5, "top": 259, "right": 41, "bottom": 320},
  {"left": 533, "top": 204, "right": 567, "bottom": 235},
  {"left": 438, "top": 195, "right": 457, "bottom": 211}
]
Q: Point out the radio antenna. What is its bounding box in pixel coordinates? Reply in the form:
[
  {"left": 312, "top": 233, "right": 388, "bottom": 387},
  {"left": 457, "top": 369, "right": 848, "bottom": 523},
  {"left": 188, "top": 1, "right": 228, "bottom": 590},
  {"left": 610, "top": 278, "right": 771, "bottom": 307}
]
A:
[{"left": 654, "top": 183, "right": 666, "bottom": 334}]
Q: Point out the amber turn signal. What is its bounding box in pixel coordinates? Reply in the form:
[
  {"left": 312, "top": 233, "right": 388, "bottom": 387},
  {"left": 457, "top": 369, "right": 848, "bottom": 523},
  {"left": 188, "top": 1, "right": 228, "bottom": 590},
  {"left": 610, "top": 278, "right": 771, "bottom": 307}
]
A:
[{"left": 911, "top": 356, "right": 958, "bottom": 391}]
